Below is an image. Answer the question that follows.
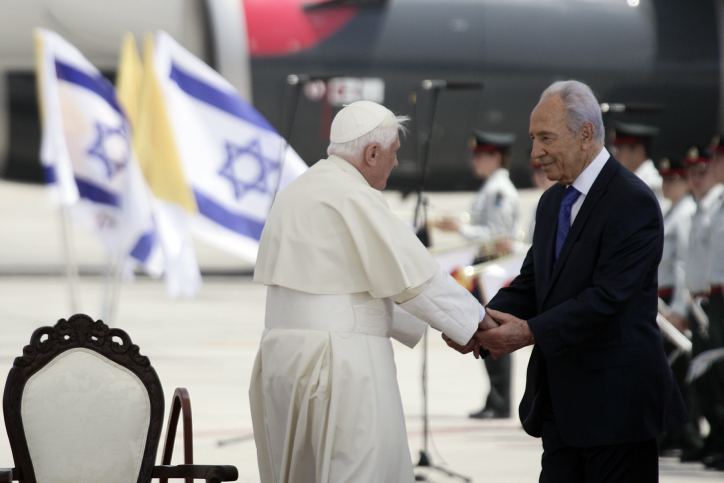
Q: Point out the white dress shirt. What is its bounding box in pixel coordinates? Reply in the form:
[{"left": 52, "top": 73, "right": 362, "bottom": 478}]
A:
[{"left": 569, "top": 147, "right": 610, "bottom": 224}]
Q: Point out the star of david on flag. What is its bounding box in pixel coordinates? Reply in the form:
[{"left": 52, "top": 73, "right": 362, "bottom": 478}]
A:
[
  {"left": 150, "top": 31, "right": 308, "bottom": 262},
  {"left": 218, "top": 139, "right": 280, "bottom": 200},
  {"left": 36, "top": 29, "right": 162, "bottom": 276},
  {"left": 86, "top": 120, "right": 131, "bottom": 179}
]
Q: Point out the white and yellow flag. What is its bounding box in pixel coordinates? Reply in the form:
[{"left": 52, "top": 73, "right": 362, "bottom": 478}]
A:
[{"left": 117, "top": 33, "right": 201, "bottom": 297}]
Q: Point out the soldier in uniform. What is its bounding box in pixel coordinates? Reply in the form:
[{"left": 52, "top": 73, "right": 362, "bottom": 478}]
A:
[
  {"left": 437, "top": 131, "right": 519, "bottom": 419},
  {"left": 681, "top": 145, "right": 724, "bottom": 464},
  {"left": 655, "top": 154, "right": 702, "bottom": 455},
  {"left": 610, "top": 121, "right": 667, "bottom": 209},
  {"left": 702, "top": 135, "right": 724, "bottom": 469}
]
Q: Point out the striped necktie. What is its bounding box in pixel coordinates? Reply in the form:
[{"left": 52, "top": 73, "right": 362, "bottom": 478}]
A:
[{"left": 555, "top": 185, "right": 581, "bottom": 261}]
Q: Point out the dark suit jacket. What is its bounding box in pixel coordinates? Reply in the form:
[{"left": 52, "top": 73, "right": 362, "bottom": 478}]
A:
[{"left": 488, "top": 155, "right": 688, "bottom": 447}]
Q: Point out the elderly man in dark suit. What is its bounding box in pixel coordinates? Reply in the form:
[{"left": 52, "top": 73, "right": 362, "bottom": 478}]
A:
[{"left": 447, "top": 80, "right": 688, "bottom": 482}]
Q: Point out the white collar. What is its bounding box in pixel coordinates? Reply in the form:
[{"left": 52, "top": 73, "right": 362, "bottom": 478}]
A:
[
  {"left": 634, "top": 159, "right": 655, "bottom": 176},
  {"left": 488, "top": 168, "right": 510, "bottom": 182},
  {"left": 698, "top": 183, "right": 724, "bottom": 212},
  {"left": 570, "top": 147, "right": 610, "bottom": 196},
  {"left": 328, "top": 155, "right": 371, "bottom": 187}
]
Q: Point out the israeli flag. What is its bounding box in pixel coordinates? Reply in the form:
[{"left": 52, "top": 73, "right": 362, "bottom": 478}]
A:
[
  {"left": 36, "top": 29, "right": 162, "bottom": 274},
  {"left": 153, "top": 31, "right": 307, "bottom": 261}
]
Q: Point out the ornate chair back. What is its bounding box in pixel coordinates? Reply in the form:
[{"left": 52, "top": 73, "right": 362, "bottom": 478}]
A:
[{"left": 3, "top": 314, "right": 164, "bottom": 483}]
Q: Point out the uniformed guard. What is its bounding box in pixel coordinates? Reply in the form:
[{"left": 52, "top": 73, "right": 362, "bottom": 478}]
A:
[
  {"left": 437, "top": 130, "right": 519, "bottom": 419},
  {"left": 610, "top": 121, "right": 666, "bottom": 208},
  {"left": 655, "top": 154, "right": 702, "bottom": 455},
  {"left": 681, "top": 144, "right": 724, "bottom": 464},
  {"left": 701, "top": 135, "right": 724, "bottom": 469}
]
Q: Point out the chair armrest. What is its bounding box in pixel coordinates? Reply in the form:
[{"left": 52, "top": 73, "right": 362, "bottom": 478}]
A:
[
  {"left": 0, "top": 468, "right": 21, "bottom": 482},
  {"left": 161, "top": 388, "right": 193, "bottom": 467},
  {"left": 152, "top": 464, "right": 238, "bottom": 482}
]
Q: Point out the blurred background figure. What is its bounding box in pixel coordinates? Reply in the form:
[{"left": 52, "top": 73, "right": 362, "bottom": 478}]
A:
[
  {"left": 700, "top": 134, "right": 724, "bottom": 470},
  {"left": 610, "top": 121, "right": 666, "bottom": 209},
  {"left": 437, "top": 130, "right": 519, "bottom": 419},
  {"left": 681, "top": 145, "right": 724, "bottom": 466},
  {"left": 655, "top": 154, "right": 701, "bottom": 457},
  {"left": 437, "top": 131, "right": 520, "bottom": 258}
]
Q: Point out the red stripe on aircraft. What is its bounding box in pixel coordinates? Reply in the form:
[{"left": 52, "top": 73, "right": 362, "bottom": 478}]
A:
[{"left": 242, "top": 0, "right": 358, "bottom": 57}]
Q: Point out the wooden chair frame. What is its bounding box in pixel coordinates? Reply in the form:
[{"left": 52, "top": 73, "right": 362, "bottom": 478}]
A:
[{"left": 1, "top": 314, "right": 237, "bottom": 483}]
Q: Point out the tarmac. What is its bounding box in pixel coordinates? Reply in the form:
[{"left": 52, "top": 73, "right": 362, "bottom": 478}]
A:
[{"left": 0, "top": 179, "right": 721, "bottom": 482}]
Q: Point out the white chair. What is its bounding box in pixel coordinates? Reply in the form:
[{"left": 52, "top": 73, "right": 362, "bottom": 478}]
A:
[{"left": 1, "top": 313, "right": 237, "bottom": 483}]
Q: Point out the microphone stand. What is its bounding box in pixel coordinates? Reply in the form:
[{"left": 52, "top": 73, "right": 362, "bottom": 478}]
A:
[{"left": 413, "top": 80, "right": 482, "bottom": 483}]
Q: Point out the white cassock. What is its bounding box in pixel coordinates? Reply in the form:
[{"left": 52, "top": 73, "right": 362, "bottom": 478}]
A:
[{"left": 251, "top": 155, "right": 482, "bottom": 483}]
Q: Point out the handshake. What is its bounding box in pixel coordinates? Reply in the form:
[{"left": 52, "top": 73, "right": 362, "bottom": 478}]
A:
[{"left": 442, "top": 307, "right": 536, "bottom": 360}]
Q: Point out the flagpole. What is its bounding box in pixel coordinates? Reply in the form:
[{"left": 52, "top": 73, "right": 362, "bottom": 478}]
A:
[
  {"left": 108, "top": 256, "right": 122, "bottom": 326},
  {"left": 101, "top": 252, "right": 122, "bottom": 326},
  {"left": 59, "top": 205, "right": 80, "bottom": 314}
]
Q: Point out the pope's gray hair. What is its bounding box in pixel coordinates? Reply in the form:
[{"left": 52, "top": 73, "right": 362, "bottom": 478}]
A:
[
  {"left": 327, "top": 113, "right": 409, "bottom": 159},
  {"left": 540, "top": 80, "right": 605, "bottom": 145}
]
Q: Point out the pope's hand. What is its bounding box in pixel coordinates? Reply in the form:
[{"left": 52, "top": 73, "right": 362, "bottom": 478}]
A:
[
  {"left": 441, "top": 333, "right": 481, "bottom": 358},
  {"left": 479, "top": 311, "right": 500, "bottom": 330},
  {"left": 476, "top": 308, "right": 535, "bottom": 359},
  {"left": 442, "top": 316, "right": 499, "bottom": 358}
]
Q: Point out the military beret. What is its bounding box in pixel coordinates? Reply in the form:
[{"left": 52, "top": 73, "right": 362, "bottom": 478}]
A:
[
  {"left": 609, "top": 121, "right": 660, "bottom": 145},
  {"left": 710, "top": 133, "right": 724, "bottom": 154},
  {"left": 684, "top": 145, "right": 711, "bottom": 167},
  {"left": 468, "top": 131, "right": 515, "bottom": 152},
  {"left": 657, "top": 155, "right": 688, "bottom": 177}
]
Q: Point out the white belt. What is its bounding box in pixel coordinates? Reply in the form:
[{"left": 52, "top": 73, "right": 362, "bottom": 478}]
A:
[{"left": 265, "top": 285, "right": 393, "bottom": 339}]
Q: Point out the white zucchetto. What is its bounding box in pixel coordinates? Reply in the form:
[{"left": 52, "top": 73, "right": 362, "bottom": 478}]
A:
[{"left": 329, "top": 101, "right": 392, "bottom": 143}]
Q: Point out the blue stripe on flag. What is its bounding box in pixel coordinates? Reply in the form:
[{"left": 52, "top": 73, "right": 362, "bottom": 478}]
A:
[
  {"left": 43, "top": 166, "right": 57, "bottom": 184},
  {"left": 130, "top": 230, "right": 156, "bottom": 263},
  {"left": 55, "top": 60, "right": 122, "bottom": 114},
  {"left": 194, "top": 189, "right": 265, "bottom": 241},
  {"left": 75, "top": 177, "right": 120, "bottom": 207},
  {"left": 169, "top": 63, "right": 276, "bottom": 133},
  {"left": 44, "top": 168, "right": 121, "bottom": 208}
]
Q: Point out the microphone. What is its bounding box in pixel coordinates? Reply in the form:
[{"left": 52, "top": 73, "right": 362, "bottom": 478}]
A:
[
  {"left": 286, "top": 74, "right": 346, "bottom": 85},
  {"left": 600, "top": 102, "right": 665, "bottom": 114},
  {"left": 421, "top": 79, "right": 484, "bottom": 90}
]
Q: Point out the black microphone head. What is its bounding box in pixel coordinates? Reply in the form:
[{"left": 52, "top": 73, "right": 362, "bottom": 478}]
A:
[
  {"left": 444, "top": 81, "right": 484, "bottom": 90},
  {"left": 421, "top": 80, "right": 483, "bottom": 90}
]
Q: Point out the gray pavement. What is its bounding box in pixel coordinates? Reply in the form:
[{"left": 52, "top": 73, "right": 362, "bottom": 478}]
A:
[{"left": 0, "top": 180, "right": 721, "bottom": 481}]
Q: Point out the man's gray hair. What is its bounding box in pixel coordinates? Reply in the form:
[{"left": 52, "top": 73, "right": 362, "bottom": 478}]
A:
[
  {"left": 540, "top": 80, "right": 605, "bottom": 145},
  {"left": 327, "top": 113, "right": 409, "bottom": 159}
]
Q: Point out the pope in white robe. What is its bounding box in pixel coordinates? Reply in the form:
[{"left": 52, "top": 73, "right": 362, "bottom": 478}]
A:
[{"left": 251, "top": 101, "right": 490, "bottom": 483}]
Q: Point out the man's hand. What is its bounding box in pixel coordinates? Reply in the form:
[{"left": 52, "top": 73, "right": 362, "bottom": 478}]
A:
[
  {"left": 442, "top": 315, "right": 500, "bottom": 358},
  {"left": 668, "top": 313, "right": 689, "bottom": 333},
  {"left": 435, "top": 218, "right": 461, "bottom": 232},
  {"left": 476, "top": 308, "right": 535, "bottom": 359},
  {"left": 494, "top": 238, "right": 513, "bottom": 256}
]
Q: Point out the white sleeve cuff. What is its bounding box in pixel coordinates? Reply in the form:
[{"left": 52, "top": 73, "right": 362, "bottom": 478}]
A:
[
  {"left": 390, "top": 305, "right": 428, "bottom": 348},
  {"left": 397, "top": 267, "right": 481, "bottom": 345}
]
